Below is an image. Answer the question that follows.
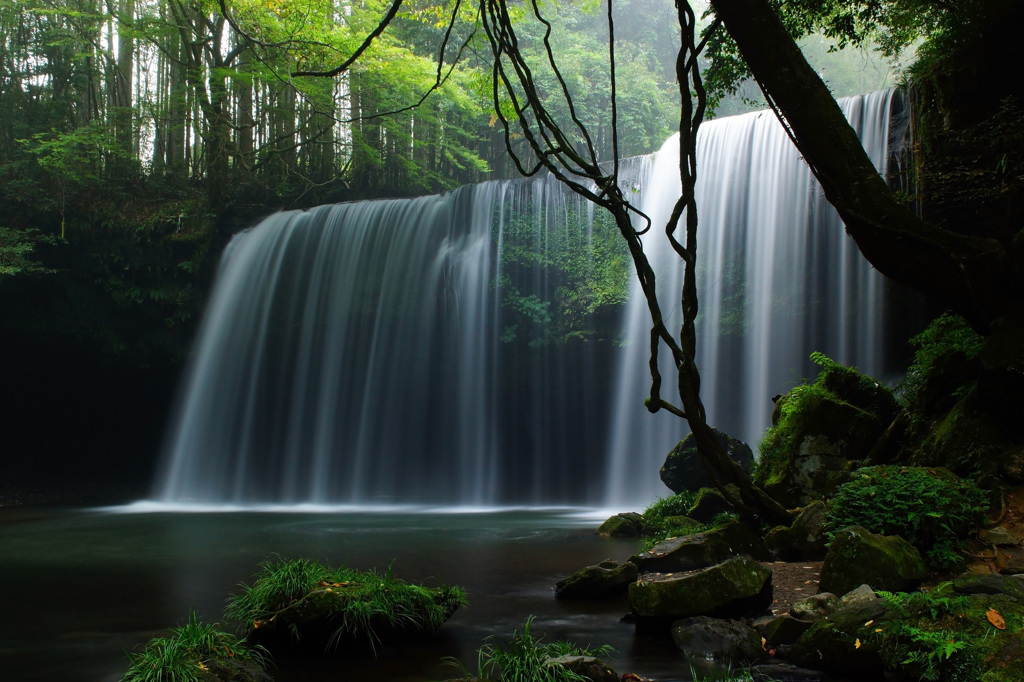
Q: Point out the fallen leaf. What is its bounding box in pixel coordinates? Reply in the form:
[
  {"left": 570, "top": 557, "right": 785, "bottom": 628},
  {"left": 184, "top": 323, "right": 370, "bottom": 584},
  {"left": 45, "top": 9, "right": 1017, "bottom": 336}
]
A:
[
  {"left": 855, "top": 638, "right": 862, "bottom": 649},
  {"left": 864, "top": 620, "right": 874, "bottom": 627},
  {"left": 987, "top": 608, "right": 1006, "bottom": 630}
]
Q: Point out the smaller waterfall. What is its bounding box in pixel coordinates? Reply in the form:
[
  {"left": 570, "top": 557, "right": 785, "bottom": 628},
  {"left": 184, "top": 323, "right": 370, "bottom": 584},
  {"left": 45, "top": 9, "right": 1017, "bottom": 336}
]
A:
[{"left": 605, "top": 90, "right": 900, "bottom": 506}]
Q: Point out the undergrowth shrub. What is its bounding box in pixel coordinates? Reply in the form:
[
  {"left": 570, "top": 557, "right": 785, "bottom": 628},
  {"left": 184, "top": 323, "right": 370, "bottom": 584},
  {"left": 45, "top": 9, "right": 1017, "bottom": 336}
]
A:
[
  {"left": 121, "top": 611, "right": 266, "bottom": 682},
  {"left": 825, "top": 466, "right": 986, "bottom": 570},
  {"left": 464, "top": 617, "right": 614, "bottom": 682},
  {"left": 875, "top": 589, "right": 979, "bottom": 681},
  {"left": 897, "top": 312, "right": 983, "bottom": 408}
]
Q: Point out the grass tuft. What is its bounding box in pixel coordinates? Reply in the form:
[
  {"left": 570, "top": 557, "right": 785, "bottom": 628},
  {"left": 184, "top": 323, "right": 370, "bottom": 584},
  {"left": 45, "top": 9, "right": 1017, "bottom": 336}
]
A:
[
  {"left": 121, "top": 611, "right": 265, "bottom": 682},
  {"left": 471, "top": 616, "right": 614, "bottom": 682},
  {"left": 226, "top": 556, "right": 467, "bottom": 652}
]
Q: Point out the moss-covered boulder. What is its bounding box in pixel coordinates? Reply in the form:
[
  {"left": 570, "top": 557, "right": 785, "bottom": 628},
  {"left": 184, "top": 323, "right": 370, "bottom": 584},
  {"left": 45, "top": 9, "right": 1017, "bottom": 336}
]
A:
[
  {"left": 818, "top": 526, "right": 926, "bottom": 597},
  {"left": 629, "top": 521, "right": 768, "bottom": 574},
  {"left": 555, "top": 560, "right": 638, "bottom": 599},
  {"left": 953, "top": 573, "right": 1024, "bottom": 601},
  {"left": 756, "top": 355, "right": 898, "bottom": 507},
  {"left": 687, "top": 485, "right": 740, "bottom": 523},
  {"left": 227, "top": 558, "right": 466, "bottom": 652},
  {"left": 595, "top": 512, "right": 644, "bottom": 538},
  {"left": 660, "top": 428, "right": 755, "bottom": 494},
  {"left": 789, "top": 586, "right": 890, "bottom": 674},
  {"left": 764, "top": 500, "right": 829, "bottom": 560},
  {"left": 671, "top": 616, "right": 766, "bottom": 668},
  {"left": 628, "top": 556, "right": 773, "bottom": 622}
]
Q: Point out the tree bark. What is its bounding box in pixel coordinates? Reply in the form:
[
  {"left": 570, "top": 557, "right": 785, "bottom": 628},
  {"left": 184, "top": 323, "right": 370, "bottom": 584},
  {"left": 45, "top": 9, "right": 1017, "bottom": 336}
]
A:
[{"left": 709, "top": 0, "right": 1024, "bottom": 335}]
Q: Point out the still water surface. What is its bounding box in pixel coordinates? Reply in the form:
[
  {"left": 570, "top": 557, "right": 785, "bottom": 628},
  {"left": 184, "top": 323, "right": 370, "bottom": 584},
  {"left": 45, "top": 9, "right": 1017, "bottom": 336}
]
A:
[{"left": 0, "top": 507, "right": 693, "bottom": 681}]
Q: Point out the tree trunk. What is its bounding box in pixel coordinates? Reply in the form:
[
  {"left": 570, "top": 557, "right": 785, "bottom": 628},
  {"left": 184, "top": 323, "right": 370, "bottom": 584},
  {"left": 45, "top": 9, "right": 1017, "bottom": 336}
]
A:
[
  {"left": 114, "top": 0, "right": 134, "bottom": 157},
  {"left": 709, "top": 0, "right": 1024, "bottom": 335}
]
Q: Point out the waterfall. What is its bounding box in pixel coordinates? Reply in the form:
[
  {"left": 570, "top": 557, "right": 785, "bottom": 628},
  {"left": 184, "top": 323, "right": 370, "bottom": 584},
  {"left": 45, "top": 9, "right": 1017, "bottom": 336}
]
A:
[
  {"left": 156, "top": 179, "right": 621, "bottom": 505},
  {"left": 156, "top": 90, "right": 900, "bottom": 508},
  {"left": 604, "top": 89, "right": 900, "bottom": 506}
]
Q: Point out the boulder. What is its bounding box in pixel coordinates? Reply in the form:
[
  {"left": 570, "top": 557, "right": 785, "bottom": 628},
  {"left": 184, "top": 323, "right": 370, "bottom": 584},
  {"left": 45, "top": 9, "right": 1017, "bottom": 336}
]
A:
[
  {"left": 979, "top": 526, "right": 1020, "bottom": 547},
  {"left": 555, "top": 560, "right": 638, "bottom": 599},
  {"left": 764, "top": 500, "right": 829, "bottom": 560},
  {"left": 629, "top": 521, "right": 768, "bottom": 573},
  {"left": 790, "top": 592, "right": 839, "bottom": 621},
  {"left": 953, "top": 572, "right": 1024, "bottom": 602},
  {"left": 660, "top": 429, "right": 755, "bottom": 493},
  {"left": 687, "top": 485, "right": 739, "bottom": 523},
  {"left": 756, "top": 360, "right": 898, "bottom": 507},
  {"left": 544, "top": 655, "right": 618, "bottom": 682},
  {"left": 628, "top": 556, "right": 773, "bottom": 622},
  {"left": 759, "top": 613, "right": 815, "bottom": 645},
  {"left": 817, "top": 526, "right": 925, "bottom": 596},
  {"left": 750, "top": 663, "right": 823, "bottom": 680},
  {"left": 595, "top": 512, "right": 644, "bottom": 538},
  {"left": 789, "top": 586, "right": 891, "bottom": 674},
  {"left": 671, "top": 616, "right": 766, "bottom": 667}
]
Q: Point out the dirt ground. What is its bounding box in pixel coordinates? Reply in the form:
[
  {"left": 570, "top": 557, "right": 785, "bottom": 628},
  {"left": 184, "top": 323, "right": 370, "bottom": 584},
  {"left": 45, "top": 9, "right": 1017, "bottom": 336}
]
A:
[{"left": 765, "top": 560, "right": 824, "bottom": 615}]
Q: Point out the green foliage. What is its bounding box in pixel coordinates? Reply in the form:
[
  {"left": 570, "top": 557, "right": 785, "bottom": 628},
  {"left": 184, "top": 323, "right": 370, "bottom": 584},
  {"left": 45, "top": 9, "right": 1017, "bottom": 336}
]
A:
[
  {"left": 121, "top": 611, "right": 265, "bottom": 682},
  {"left": 0, "top": 228, "right": 57, "bottom": 277},
  {"left": 702, "top": 0, "right": 979, "bottom": 113},
  {"left": 471, "top": 617, "right": 614, "bottom": 682},
  {"left": 874, "top": 590, "right": 977, "bottom": 681},
  {"left": 898, "top": 313, "right": 983, "bottom": 408},
  {"left": 825, "top": 466, "right": 986, "bottom": 570},
  {"left": 640, "top": 491, "right": 704, "bottom": 549},
  {"left": 225, "top": 557, "right": 467, "bottom": 650},
  {"left": 643, "top": 490, "right": 700, "bottom": 521}
]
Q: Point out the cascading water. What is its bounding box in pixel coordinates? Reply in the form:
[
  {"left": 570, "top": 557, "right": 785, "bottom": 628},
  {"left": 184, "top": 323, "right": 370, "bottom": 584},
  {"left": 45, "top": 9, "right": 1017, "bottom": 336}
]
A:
[
  {"left": 156, "top": 90, "right": 902, "bottom": 508},
  {"left": 156, "top": 179, "right": 622, "bottom": 505},
  {"left": 605, "top": 89, "right": 902, "bottom": 505}
]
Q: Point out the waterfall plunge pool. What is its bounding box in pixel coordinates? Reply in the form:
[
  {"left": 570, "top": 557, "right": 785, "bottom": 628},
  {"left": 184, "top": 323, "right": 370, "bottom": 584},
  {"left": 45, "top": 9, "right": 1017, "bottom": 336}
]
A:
[{"left": 0, "top": 507, "right": 706, "bottom": 681}]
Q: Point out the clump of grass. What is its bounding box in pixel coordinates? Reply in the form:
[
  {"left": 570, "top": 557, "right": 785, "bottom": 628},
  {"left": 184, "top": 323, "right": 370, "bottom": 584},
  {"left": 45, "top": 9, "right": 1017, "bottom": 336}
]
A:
[
  {"left": 121, "top": 611, "right": 265, "bottom": 682},
  {"left": 461, "top": 617, "right": 613, "bottom": 682},
  {"left": 226, "top": 556, "right": 467, "bottom": 651},
  {"left": 642, "top": 490, "right": 699, "bottom": 521}
]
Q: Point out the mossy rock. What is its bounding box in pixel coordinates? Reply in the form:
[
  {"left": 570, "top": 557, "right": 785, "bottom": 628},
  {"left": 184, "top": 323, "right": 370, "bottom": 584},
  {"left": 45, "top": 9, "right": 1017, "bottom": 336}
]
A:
[
  {"left": 764, "top": 500, "right": 828, "bottom": 560},
  {"left": 789, "top": 588, "right": 890, "bottom": 673},
  {"left": 660, "top": 428, "right": 755, "bottom": 494},
  {"left": 629, "top": 521, "right": 768, "bottom": 574},
  {"left": 555, "top": 560, "right": 638, "bottom": 599},
  {"left": 757, "top": 356, "right": 895, "bottom": 507},
  {"left": 687, "top": 485, "right": 739, "bottom": 524},
  {"left": 818, "top": 526, "right": 925, "bottom": 597},
  {"left": 227, "top": 558, "right": 466, "bottom": 653},
  {"left": 596, "top": 512, "right": 644, "bottom": 538},
  {"left": 628, "top": 556, "right": 773, "bottom": 623}
]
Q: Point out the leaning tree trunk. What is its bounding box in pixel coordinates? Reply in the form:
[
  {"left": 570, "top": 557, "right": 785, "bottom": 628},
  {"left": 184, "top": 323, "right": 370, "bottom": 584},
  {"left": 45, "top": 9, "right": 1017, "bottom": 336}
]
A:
[{"left": 709, "top": 0, "right": 1024, "bottom": 336}]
